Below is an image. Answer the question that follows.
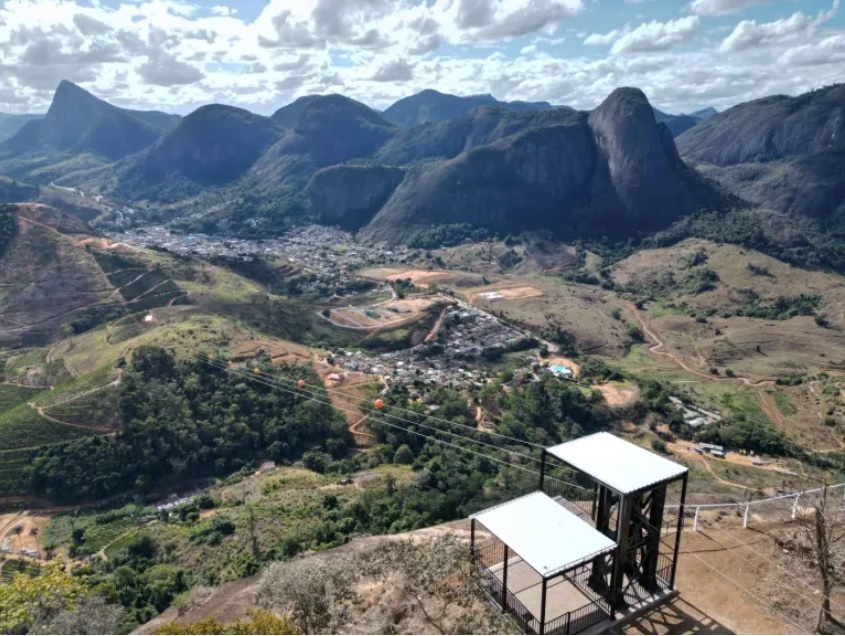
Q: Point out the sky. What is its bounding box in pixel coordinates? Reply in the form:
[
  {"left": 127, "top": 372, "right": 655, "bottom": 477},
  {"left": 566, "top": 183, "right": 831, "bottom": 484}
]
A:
[{"left": 0, "top": 0, "right": 843, "bottom": 116}]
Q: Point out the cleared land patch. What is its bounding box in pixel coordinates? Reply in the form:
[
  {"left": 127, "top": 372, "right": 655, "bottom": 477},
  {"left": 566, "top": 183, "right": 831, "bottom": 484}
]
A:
[
  {"left": 595, "top": 381, "right": 639, "bottom": 407},
  {"left": 359, "top": 267, "right": 484, "bottom": 288}
]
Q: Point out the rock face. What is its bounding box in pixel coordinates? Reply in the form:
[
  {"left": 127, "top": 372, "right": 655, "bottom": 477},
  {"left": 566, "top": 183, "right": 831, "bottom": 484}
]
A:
[
  {"left": 364, "top": 88, "right": 719, "bottom": 242},
  {"left": 134, "top": 105, "right": 282, "bottom": 185},
  {"left": 307, "top": 165, "right": 405, "bottom": 230},
  {"left": 382, "top": 89, "right": 553, "bottom": 127},
  {"left": 0, "top": 80, "right": 179, "bottom": 160},
  {"left": 677, "top": 84, "right": 845, "bottom": 165},
  {"left": 589, "top": 88, "right": 701, "bottom": 230},
  {"left": 74, "top": 84, "right": 724, "bottom": 245},
  {"left": 677, "top": 84, "right": 845, "bottom": 220},
  {"left": 250, "top": 95, "right": 396, "bottom": 189}
]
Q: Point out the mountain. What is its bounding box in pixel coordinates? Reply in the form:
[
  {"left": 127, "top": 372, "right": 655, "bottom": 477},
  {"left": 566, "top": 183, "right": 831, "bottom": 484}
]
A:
[
  {"left": 651, "top": 107, "right": 710, "bottom": 138},
  {"left": 677, "top": 84, "right": 845, "bottom": 166},
  {"left": 0, "top": 113, "right": 42, "bottom": 143},
  {"left": 0, "top": 176, "right": 39, "bottom": 203},
  {"left": 106, "top": 105, "right": 282, "bottom": 202},
  {"left": 690, "top": 107, "right": 717, "bottom": 121},
  {"left": 250, "top": 94, "right": 396, "bottom": 189},
  {"left": 0, "top": 81, "right": 180, "bottom": 179},
  {"left": 0, "top": 204, "right": 114, "bottom": 347},
  {"left": 270, "top": 95, "right": 326, "bottom": 128},
  {"left": 360, "top": 88, "right": 723, "bottom": 242},
  {"left": 382, "top": 89, "right": 553, "bottom": 127},
  {"left": 677, "top": 84, "right": 845, "bottom": 220},
  {"left": 375, "top": 105, "right": 579, "bottom": 165}
]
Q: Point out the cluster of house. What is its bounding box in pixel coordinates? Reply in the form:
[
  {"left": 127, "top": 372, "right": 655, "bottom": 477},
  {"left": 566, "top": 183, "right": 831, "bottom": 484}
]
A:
[
  {"left": 669, "top": 396, "right": 721, "bottom": 430},
  {"left": 333, "top": 307, "right": 535, "bottom": 389},
  {"left": 112, "top": 224, "right": 413, "bottom": 285}
]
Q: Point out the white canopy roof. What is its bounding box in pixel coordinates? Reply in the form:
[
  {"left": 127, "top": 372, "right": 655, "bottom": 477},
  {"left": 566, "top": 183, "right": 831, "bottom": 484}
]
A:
[
  {"left": 546, "top": 432, "right": 687, "bottom": 495},
  {"left": 471, "top": 491, "right": 616, "bottom": 578}
]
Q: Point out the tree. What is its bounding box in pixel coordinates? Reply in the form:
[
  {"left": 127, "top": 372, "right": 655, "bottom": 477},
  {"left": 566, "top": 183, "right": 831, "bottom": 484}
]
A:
[
  {"left": 36, "top": 595, "right": 124, "bottom": 635},
  {"left": 29, "top": 528, "right": 39, "bottom": 559},
  {"left": 792, "top": 483, "right": 845, "bottom": 634},
  {"left": 393, "top": 444, "right": 414, "bottom": 465},
  {"left": 12, "top": 525, "right": 22, "bottom": 551},
  {"left": 0, "top": 560, "right": 86, "bottom": 633},
  {"left": 255, "top": 558, "right": 357, "bottom": 634}
]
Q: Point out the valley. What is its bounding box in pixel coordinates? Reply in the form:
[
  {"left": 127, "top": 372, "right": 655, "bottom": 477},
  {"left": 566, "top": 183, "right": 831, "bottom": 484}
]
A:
[{"left": 1, "top": 74, "right": 844, "bottom": 635}]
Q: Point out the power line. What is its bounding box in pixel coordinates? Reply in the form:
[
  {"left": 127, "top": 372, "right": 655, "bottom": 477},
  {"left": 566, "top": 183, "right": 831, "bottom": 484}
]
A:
[
  {"left": 205, "top": 353, "right": 545, "bottom": 450},
  {"left": 678, "top": 546, "right": 809, "bottom": 633},
  {"left": 199, "top": 355, "right": 543, "bottom": 464},
  {"left": 703, "top": 523, "right": 845, "bottom": 616},
  {"left": 202, "top": 359, "right": 544, "bottom": 478}
]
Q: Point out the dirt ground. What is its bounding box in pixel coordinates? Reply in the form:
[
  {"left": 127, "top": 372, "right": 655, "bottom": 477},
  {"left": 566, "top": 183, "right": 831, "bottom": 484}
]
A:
[
  {"left": 359, "top": 267, "right": 484, "bottom": 289},
  {"left": 133, "top": 519, "right": 808, "bottom": 636},
  {"left": 325, "top": 296, "right": 442, "bottom": 330},
  {"left": 462, "top": 283, "right": 545, "bottom": 302},
  {"left": 595, "top": 381, "right": 639, "bottom": 407},
  {"left": 1, "top": 511, "right": 50, "bottom": 556}
]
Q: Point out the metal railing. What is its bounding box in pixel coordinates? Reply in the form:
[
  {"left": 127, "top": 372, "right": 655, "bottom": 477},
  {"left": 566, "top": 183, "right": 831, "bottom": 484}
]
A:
[
  {"left": 667, "top": 482, "right": 845, "bottom": 531},
  {"left": 473, "top": 542, "right": 614, "bottom": 635},
  {"left": 474, "top": 556, "right": 541, "bottom": 634},
  {"left": 543, "top": 599, "right": 613, "bottom": 635}
]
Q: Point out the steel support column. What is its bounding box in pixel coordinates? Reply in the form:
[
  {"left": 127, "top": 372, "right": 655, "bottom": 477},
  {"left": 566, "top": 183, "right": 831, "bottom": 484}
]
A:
[
  {"left": 670, "top": 474, "right": 687, "bottom": 588},
  {"left": 539, "top": 577, "right": 548, "bottom": 635},
  {"left": 501, "top": 544, "right": 509, "bottom": 609}
]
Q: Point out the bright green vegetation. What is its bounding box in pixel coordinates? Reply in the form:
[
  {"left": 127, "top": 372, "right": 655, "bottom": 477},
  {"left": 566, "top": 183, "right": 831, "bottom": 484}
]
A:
[
  {"left": 0, "top": 384, "right": 42, "bottom": 413},
  {"left": 32, "top": 365, "right": 118, "bottom": 408},
  {"left": 0, "top": 403, "right": 95, "bottom": 450},
  {"left": 44, "top": 503, "right": 147, "bottom": 555},
  {"left": 773, "top": 389, "right": 798, "bottom": 416},
  {"left": 29, "top": 347, "right": 350, "bottom": 503},
  {"left": 43, "top": 386, "right": 120, "bottom": 429}
]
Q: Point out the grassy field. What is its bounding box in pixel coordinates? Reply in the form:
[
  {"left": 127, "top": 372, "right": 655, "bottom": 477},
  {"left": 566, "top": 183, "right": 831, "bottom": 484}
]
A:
[
  {"left": 0, "top": 384, "right": 43, "bottom": 413},
  {"left": 0, "top": 403, "right": 97, "bottom": 450},
  {"left": 44, "top": 385, "right": 121, "bottom": 429},
  {"left": 44, "top": 503, "right": 148, "bottom": 554},
  {"left": 32, "top": 365, "right": 118, "bottom": 408}
]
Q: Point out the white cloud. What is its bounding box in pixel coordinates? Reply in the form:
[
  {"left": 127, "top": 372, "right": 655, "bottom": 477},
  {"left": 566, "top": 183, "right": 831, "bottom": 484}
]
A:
[
  {"left": 719, "top": 2, "right": 840, "bottom": 53},
  {"left": 371, "top": 58, "right": 414, "bottom": 81},
  {"left": 0, "top": 0, "right": 841, "bottom": 118},
  {"left": 602, "top": 16, "right": 699, "bottom": 54},
  {"left": 688, "top": 0, "right": 769, "bottom": 17},
  {"left": 778, "top": 34, "right": 845, "bottom": 66},
  {"left": 584, "top": 28, "right": 626, "bottom": 46}
]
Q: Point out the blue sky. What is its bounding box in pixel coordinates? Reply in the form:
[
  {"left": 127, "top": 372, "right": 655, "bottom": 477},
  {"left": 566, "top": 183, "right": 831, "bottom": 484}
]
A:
[{"left": 0, "top": 0, "right": 843, "bottom": 115}]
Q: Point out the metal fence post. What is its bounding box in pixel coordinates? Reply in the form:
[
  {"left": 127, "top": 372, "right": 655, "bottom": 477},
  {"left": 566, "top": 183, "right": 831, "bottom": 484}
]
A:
[
  {"left": 743, "top": 504, "right": 750, "bottom": 528},
  {"left": 693, "top": 506, "right": 700, "bottom": 532},
  {"left": 791, "top": 494, "right": 800, "bottom": 520}
]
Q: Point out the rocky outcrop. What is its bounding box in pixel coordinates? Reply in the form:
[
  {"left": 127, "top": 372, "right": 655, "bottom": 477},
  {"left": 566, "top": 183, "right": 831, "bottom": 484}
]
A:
[
  {"left": 363, "top": 88, "right": 720, "bottom": 242},
  {"left": 0, "top": 80, "right": 179, "bottom": 161},
  {"left": 677, "top": 84, "right": 845, "bottom": 166},
  {"left": 307, "top": 165, "right": 405, "bottom": 230}
]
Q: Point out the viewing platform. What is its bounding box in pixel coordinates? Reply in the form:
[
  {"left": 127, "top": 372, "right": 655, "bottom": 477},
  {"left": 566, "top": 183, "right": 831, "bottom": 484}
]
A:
[{"left": 469, "top": 433, "right": 688, "bottom": 635}]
